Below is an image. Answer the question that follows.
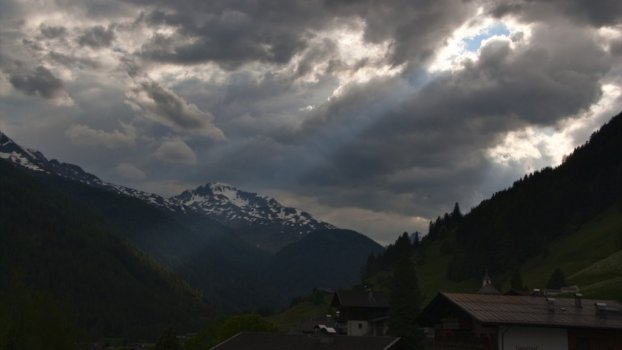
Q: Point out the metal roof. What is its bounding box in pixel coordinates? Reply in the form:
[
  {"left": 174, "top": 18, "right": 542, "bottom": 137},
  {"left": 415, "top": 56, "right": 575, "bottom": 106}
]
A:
[
  {"left": 421, "top": 292, "right": 622, "bottom": 330},
  {"left": 210, "top": 332, "right": 400, "bottom": 350}
]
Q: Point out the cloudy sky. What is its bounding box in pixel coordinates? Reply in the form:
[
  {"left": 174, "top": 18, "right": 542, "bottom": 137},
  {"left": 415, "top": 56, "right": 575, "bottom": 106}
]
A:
[{"left": 1, "top": 0, "right": 622, "bottom": 244}]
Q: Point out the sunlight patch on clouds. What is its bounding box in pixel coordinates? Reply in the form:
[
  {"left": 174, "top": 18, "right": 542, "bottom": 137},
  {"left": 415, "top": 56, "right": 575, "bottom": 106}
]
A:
[
  {"left": 324, "top": 21, "right": 403, "bottom": 97},
  {"left": 488, "top": 84, "right": 622, "bottom": 171},
  {"left": 428, "top": 12, "right": 532, "bottom": 73},
  {"left": 596, "top": 25, "right": 622, "bottom": 52},
  {"left": 487, "top": 127, "right": 568, "bottom": 168},
  {"left": 147, "top": 62, "right": 230, "bottom": 86},
  {"left": 281, "top": 19, "right": 403, "bottom": 97}
]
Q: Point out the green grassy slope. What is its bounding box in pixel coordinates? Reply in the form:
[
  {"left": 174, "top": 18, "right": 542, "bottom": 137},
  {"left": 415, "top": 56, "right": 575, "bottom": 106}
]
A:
[
  {"left": 412, "top": 240, "right": 480, "bottom": 303},
  {"left": 364, "top": 239, "right": 479, "bottom": 304},
  {"left": 516, "top": 206, "right": 622, "bottom": 300},
  {"left": 267, "top": 297, "right": 331, "bottom": 332}
]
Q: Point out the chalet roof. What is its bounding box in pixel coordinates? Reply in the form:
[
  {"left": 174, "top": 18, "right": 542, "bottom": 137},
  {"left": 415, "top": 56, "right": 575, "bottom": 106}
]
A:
[
  {"left": 331, "top": 290, "right": 390, "bottom": 309},
  {"left": 419, "top": 292, "right": 622, "bottom": 330},
  {"left": 210, "top": 332, "right": 400, "bottom": 350}
]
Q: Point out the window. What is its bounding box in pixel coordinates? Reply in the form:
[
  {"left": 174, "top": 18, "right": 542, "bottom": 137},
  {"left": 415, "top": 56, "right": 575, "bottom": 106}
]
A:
[{"left": 358, "top": 323, "right": 363, "bottom": 329}]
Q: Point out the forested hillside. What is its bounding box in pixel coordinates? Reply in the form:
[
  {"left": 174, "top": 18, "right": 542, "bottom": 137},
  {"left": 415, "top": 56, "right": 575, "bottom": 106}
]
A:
[
  {"left": 447, "top": 111, "right": 622, "bottom": 280},
  {"left": 268, "top": 229, "right": 384, "bottom": 298},
  {"left": 0, "top": 161, "right": 208, "bottom": 341}
]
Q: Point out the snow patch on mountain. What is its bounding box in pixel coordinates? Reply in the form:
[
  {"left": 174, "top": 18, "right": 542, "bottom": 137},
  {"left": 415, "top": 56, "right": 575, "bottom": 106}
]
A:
[
  {"left": 0, "top": 130, "right": 182, "bottom": 212},
  {"left": 171, "top": 183, "right": 334, "bottom": 235}
]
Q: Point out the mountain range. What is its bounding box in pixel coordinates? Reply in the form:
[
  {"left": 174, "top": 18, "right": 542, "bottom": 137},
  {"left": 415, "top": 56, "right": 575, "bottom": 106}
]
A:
[
  {"left": 0, "top": 130, "right": 383, "bottom": 335},
  {"left": 0, "top": 130, "right": 334, "bottom": 250}
]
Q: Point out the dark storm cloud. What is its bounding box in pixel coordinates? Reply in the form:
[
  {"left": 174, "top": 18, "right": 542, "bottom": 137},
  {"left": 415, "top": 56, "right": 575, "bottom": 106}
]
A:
[
  {"left": 47, "top": 51, "right": 101, "bottom": 69},
  {"left": 77, "top": 25, "right": 115, "bottom": 49},
  {"left": 135, "top": 1, "right": 323, "bottom": 69},
  {"left": 39, "top": 24, "right": 67, "bottom": 39},
  {"left": 132, "top": 0, "right": 477, "bottom": 69},
  {"left": 126, "top": 81, "right": 225, "bottom": 139},
  {"left": 611, "top": 39, "right": 622, "bottom": 57},
  {"left": 323, "top": 0, "right": 476, "bottom": 66},
  {"left": 489, "top": 0, "right": 622, "bottom": 27},
  {"left": 9, "top": 66, "right": 66, "bottom": 99}
]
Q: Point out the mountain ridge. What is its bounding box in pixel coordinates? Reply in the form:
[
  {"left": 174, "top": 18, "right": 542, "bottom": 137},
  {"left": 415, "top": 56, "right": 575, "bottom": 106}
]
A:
[
  {"left": 0, "top": 130, "right": 335, "bottom": 247},
  {"left": 172, "top": 182, "right": 334, "bottom": 251}
]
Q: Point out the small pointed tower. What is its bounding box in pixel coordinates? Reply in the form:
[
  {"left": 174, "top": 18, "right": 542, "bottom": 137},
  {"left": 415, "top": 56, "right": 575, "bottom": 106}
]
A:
[{"left": 477, "top": 270, "right": 500, "bottom": 294}]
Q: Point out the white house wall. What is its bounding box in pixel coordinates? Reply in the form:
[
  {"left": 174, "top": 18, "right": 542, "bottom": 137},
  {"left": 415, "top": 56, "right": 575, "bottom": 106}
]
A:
[
  {"left": 347, "top": 320, "right": 370, "bottom": 336},
  {"left": 498, "top": 326, "right": 568, "bottom": 350}
]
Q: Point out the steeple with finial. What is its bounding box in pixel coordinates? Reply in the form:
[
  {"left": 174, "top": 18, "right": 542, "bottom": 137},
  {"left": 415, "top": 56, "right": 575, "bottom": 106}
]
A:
[{"left": 477, "top": 269, "right": 500, "bottom": 294}]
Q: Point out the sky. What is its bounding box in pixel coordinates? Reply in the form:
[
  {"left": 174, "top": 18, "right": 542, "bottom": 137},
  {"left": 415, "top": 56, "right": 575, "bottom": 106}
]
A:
[{"left": 1, "top": 0, "right": 622, "bottom": 244}]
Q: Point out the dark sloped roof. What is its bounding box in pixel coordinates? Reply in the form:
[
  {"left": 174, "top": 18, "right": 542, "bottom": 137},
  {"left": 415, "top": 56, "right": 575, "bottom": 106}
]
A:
[
  {"left": 331, "top": 290, "right": 390, "bottom": 308},
  {"left": 210, "top": 332, "right": 400, "bottom": 350},
  {"left": 419, "top": 292, "right": 622, "bottom": 330}
]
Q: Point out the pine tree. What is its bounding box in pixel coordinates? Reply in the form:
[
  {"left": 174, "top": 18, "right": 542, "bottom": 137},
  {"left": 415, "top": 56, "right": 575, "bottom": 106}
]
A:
[
  {"left": 362, "top": 254, "right": 377, "bottom": 279},
  {"left": 451, "top": 202, "right": 463, "bottom": 219},
  {"left": 412, "top": 232, "right": 420, "bottom": 248},
  {"left": 388, "top": 259, "right": 422, "bottom": 349}
]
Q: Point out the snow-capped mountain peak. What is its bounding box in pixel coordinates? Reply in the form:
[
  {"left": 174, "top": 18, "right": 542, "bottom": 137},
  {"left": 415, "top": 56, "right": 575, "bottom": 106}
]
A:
[
  {"left": 172, "top": 183, "right": 334, "bottom": 236},
  {"left": 0, "top": 131, "right": 48, "bottom": 172}
]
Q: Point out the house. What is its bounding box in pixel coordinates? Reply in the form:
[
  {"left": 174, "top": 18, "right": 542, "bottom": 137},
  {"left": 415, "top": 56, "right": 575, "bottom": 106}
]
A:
[
  {"left": 330, "top": 290, "right": 390, "bottom": 336},
  {"left": 209, "top": 332, "right": 400, "bottom": 350},
  {"left": 418, "top": 292, "right": 622, "bottom": 350}
]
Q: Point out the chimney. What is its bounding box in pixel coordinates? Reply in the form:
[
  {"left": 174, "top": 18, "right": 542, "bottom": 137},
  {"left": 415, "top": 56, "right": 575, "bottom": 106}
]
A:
[
  {"left": 575, "top": 293, "right": 583, "bottom": 309},
  {"left": 595, "top": 302, "right": 607, "bottom": 318},
  {"left": 546, "top": 297, "right": 556, "bottom": 313}
]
